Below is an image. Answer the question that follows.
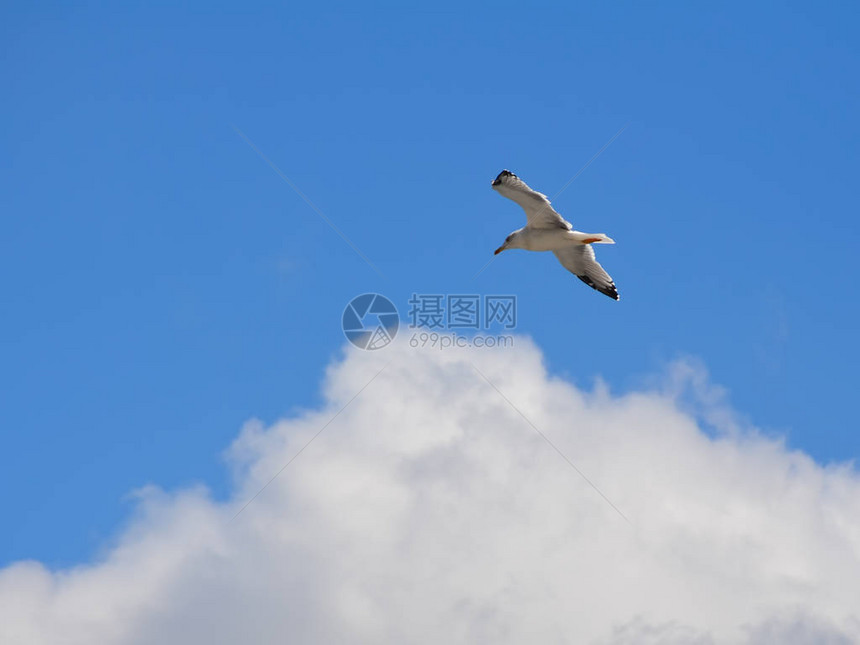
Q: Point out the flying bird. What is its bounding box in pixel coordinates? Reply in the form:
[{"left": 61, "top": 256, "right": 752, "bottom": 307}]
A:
[{"left": 491, "top": 169, "right": 619, "bottom": 300}]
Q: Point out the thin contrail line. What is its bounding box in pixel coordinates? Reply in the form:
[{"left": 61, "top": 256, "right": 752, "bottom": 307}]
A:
[
  {"left": 233, "top": 126, "right": 385, "bottom": 279},
  {"left": 471, "top": 122, "right": 629, "bottom": 281},
  {"left": 470, "top": 256, "right": 496, "bottom": 282},
  {"left": 230, "top": 362, "right": 390, "bottom": 522},
  {"left": 548, "top": 122, "right": 628, "bottom": 203},
  {"left": 471, "top": 362, "right": 630, "bottom": 524}
]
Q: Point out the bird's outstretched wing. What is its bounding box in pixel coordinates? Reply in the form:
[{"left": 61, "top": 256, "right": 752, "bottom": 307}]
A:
[
  {"left": 491, "top": 170, "right": 571, "bottom": 230},
  {"left": 553, "top": 245, "right": 619, "bottom": 300}
]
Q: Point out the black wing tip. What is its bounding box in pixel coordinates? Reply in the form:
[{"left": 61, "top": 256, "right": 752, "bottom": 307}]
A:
[
  {"left": 492, "top": 169, "right": 516, "bottom": 186},
  {"left": 601, "top": 285, "right": 620, "bottom": 300},
  {"left": 577, "top": 275, "right": 620, "bottom": 301}
]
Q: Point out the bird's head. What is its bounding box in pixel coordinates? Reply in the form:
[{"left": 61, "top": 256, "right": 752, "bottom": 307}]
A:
[{"left": 494, "top": 231, "right": 520, "bottom": 255}]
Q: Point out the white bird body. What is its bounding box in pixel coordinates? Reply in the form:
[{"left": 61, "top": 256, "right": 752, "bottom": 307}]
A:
[
  {"left": 490, "top": 169, "right": 619, "bottom": 300},
  {"left": 503, "top": 226, "right": 615, "bottom": 252}
]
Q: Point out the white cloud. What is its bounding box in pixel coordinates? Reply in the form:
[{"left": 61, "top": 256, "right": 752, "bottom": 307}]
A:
[{"left": 2, "top": 337, "right": 859, "bottom": 644}]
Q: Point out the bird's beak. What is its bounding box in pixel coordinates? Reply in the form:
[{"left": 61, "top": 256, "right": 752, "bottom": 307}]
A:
[
  {"left": 494, "top": 244, "right": 506, "bottom": 255},
  {"left": 491, "top": 179, "right": 501, "bottom": 186}
]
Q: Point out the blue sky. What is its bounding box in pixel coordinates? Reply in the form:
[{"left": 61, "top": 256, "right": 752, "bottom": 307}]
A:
[{"left": 2, "top": 1, "right": 858, "bottom": 568}]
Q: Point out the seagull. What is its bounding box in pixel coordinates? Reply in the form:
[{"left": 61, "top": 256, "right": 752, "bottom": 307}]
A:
[{"left": 491, "top": 169, "right": 619, "bottom": 300}]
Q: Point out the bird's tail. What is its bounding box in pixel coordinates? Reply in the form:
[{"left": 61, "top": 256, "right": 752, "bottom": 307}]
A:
[{"left": 574, "top": 232, "right": 615, "bottom": 244}]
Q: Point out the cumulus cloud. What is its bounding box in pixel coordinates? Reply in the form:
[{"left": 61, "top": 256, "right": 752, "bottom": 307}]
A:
[{"left": 2, "top": 338, "right": 859, "bottom": 644}]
